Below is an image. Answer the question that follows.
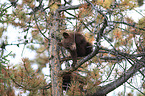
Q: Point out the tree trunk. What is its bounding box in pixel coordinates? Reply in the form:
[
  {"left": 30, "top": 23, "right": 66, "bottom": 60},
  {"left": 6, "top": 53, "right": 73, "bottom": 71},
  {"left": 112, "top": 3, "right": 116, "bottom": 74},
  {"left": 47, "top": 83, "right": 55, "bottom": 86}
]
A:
[
  {"left": 49, "top": 1, "right": 62, "bottom": 96},
  {"left": 50, "top": 39, "right": 62, "bottom": 96}
]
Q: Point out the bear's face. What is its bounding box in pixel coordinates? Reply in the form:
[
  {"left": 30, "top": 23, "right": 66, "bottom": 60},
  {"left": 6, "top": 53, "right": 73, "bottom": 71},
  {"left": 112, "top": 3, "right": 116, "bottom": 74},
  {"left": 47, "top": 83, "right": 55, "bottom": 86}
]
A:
[{"left": 58, "top": 32, "right": 76, "bottom": 51}]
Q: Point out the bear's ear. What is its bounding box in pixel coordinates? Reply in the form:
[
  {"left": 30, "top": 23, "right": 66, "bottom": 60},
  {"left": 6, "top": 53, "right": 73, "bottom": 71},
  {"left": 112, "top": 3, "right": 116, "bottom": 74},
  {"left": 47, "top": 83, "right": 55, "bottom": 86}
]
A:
[
  {"left": 63, "top": 32, "right": 69, "bottom": 38},
  {"left": 58, "top": 42, "right": 63, "bottom": 46}
]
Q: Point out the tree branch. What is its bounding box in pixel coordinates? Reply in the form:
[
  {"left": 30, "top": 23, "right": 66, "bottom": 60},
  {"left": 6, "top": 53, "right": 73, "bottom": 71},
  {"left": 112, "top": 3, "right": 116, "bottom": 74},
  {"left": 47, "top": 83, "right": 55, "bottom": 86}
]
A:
[
  {"left": 33, "top": 12, "right": 49, "bottom": 40},
  {"left": 87, "top": 57, "right": 145, "bottom": 96},
  {"left": 57, "top": 4, "right": 82, "bottom": 12},
  {"left": 109, "top": 21, "right": 145, "bottom": 31}
]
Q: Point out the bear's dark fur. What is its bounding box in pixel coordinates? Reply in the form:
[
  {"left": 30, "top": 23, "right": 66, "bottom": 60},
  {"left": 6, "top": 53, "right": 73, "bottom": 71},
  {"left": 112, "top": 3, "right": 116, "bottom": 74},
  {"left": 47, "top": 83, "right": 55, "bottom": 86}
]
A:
[
  {"left": 58, "top": 32, "right": 92, "bottom": 67},
  {"left": 62, "top": 72, "right": 86, "bottom": 91}
]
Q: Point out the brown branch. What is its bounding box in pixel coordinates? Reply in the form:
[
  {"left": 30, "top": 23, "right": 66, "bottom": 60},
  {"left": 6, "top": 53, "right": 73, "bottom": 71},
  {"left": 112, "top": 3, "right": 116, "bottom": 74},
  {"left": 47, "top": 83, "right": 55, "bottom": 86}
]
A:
[
  {"left": 87, "top": 57, "right": 145, "bottom": 96},
  {"left": 101, "top": 47, "right": 145, "bottom": 77},
  {"left": 57, "top": 4, "right": 82, "bottom": 12},
  {"left": 60, "top": 56, "right": 83, "bottom": 63},
  {"left": 100, "top": 56, "right": 123, "bottom": 61},
  {"left": 33, "top": 12, "right": 49, "bottom": 40},
  {"left": 40, "top": 83, "right": 51, "bottom": 90},
  {"left": 109, "top": 21, "right": 145, "bottom": 31}
]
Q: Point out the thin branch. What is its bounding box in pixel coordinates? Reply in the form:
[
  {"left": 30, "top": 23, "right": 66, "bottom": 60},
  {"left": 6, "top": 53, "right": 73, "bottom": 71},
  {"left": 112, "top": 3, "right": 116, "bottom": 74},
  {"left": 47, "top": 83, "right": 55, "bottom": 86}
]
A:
[
  {"left": 85, "top": 0, "right": 108, "bottom": 20},
  {"left": 100, "top": 56, "right": 123, "bottom": 61},
  {"left": 43, "top": 2, "right": 55, "bottom": 11},
  {"left": 65, "top": 10, "right": 92, "bottom": 33},
  {"left": 134, "top": 9, "right": 145, "bottom": 17},
  {"left": 87, "top": 58, "right": 145, "bottom": 96},
  {"left": 101, "top": 63, "right": 116, "bottom": 83},
  {"left": 7, "top": 69, "right": 25, "bottom": 89},
  {"left": 109, "top": 21, "right": 145, "bottom": 31},
  {"left": 101, "top": 47, "right": 145, "bottom": 78},
  {"left": 101, "top": 47, "right": 144, "bottom": 59},
  {"left": 127, "top": 82, "right": 145, "bottom": 95},
  {"left": 57, "top": 4, "right": 82, "bottom": 12},
  {"left": 33, "top": 13, "right": 49, "bottom": 40},
  {"left": 60, "top": 57, "right": 83, "bottom": 63},
  {"left": 40, "top": 83, "right": 51, "bottom": 89},
  {"left": 23, "top": 60, "right": 30, "bottom": 75}
]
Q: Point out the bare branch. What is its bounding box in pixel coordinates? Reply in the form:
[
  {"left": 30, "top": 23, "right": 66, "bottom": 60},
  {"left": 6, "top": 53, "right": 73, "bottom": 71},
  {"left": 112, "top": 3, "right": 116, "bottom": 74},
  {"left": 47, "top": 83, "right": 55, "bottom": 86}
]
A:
[
  {"left": 57, "top": 4, "right": 82, "bottom": 12},
  {"left": 87, "top": 57, "right": 145, "bottom": 96},
  {"left": 33, "top": 13, "right": 49, "bottom": 40},
  {"left": 109, "top": 21, "right": 145, "bottom": 31}
]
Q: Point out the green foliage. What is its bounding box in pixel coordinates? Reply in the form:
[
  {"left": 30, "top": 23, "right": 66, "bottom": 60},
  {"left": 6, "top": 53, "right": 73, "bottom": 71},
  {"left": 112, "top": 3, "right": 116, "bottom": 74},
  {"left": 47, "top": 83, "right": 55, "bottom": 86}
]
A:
[
  {"left": 0, "top": 51, "right": 13, "bottom": 96},
  {"left": 0, "top": 3, "right": 8, "bottom": 22},
  {"left": 0, "top": 51, "right": 11, "bottom": 68}
]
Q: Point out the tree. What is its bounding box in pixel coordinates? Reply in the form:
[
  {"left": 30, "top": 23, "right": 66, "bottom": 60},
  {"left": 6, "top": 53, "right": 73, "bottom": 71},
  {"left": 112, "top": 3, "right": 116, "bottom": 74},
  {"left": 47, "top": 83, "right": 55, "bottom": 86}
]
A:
[{"left": 0, "top": 0, "right": 145, "bottom": 96}]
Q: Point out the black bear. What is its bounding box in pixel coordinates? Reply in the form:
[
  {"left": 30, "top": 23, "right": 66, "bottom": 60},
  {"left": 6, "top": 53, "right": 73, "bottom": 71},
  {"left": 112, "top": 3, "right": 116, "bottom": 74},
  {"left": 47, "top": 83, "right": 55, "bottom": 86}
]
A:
[
  {"left": 62, "top": 72, "right": 86, "bottom": 91},
  {"left": 58, "top": 32, "right": 92, "bottom": 67}
]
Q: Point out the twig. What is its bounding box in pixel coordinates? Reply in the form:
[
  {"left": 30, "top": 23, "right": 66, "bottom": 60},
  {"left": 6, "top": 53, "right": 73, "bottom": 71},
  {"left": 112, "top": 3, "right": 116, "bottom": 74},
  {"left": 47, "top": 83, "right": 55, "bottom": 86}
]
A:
[
  {"left": 109, "top": 21, "right": 145, "bottom": 31},
  {"left": 33, "top": 13, "right": 49, "bottom": 40}
]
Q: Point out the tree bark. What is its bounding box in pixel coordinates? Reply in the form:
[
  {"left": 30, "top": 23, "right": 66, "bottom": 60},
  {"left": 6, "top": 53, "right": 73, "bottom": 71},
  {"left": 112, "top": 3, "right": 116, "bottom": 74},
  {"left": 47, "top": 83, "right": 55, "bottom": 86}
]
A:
[
  {"left": 49, "top": 1, "right": 62, "bottom": 96},
  {"left": 50, "top": 40, "right": 62, "bottom": 96}
]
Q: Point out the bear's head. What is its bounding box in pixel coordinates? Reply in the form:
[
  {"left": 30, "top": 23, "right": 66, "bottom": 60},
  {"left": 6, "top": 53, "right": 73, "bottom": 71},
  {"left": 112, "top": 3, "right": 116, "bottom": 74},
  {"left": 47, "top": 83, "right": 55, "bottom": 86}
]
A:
[{"left": 58, "top": 32, "right": 76, "bottom": 51}]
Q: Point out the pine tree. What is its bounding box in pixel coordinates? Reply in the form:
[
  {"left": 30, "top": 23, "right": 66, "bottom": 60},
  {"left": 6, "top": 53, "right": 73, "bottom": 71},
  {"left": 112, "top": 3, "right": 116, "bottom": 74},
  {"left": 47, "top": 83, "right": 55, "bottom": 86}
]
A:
[{"left": 0, "top": 0, "right": 145, "bottom": 95}]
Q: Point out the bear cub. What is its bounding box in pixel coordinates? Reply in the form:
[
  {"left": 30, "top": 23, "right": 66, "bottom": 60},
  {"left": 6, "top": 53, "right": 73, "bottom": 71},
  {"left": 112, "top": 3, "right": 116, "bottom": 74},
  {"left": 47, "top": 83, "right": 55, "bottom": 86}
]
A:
[{"left": 58, "top": 32, "right": 92, "bottom": 67}]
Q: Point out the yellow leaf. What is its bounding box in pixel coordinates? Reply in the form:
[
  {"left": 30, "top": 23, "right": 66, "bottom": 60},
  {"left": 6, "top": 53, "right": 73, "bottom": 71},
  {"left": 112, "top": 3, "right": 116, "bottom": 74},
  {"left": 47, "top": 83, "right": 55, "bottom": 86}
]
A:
[
  {"left": 50, "top": 3, "right": 59, "bottom": 11},
  {"left": 85, "top": 33, "right": 95, "bottom": 43},
  {"left": 103, "top": 0, "right": 112, "bottom": 8}
]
